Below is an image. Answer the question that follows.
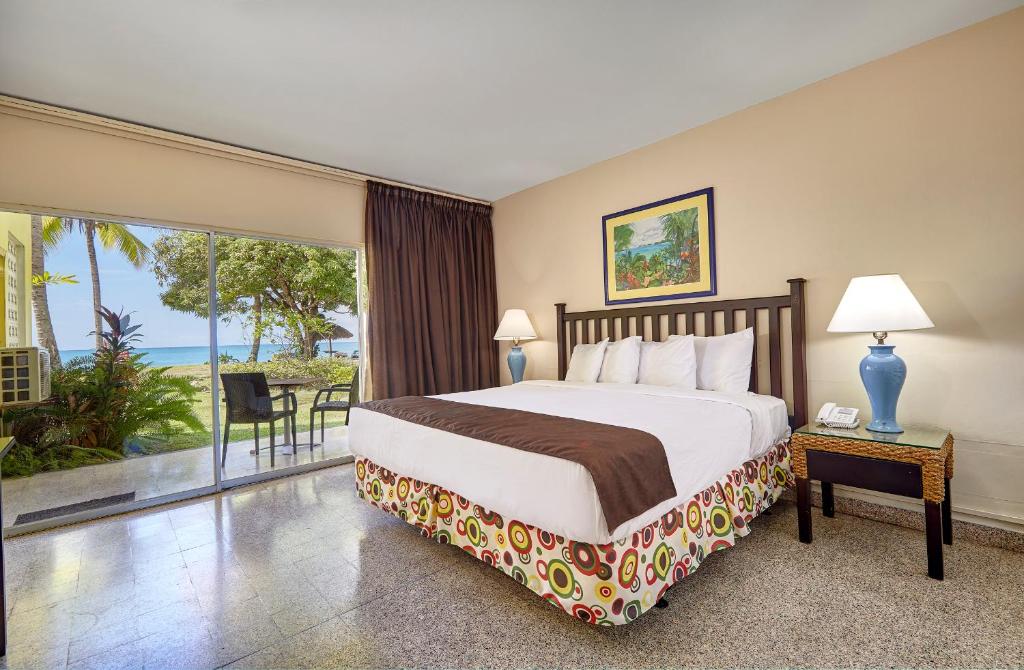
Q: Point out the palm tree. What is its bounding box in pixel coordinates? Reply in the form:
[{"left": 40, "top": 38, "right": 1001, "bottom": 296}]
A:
[
  {"left": 660, "top": 208, "right": 699, "bottom": 256},
  {"left": 31, "top": 215, "right": 65, "bottom": 366},
  {"left": 43, "top": 217, "right": 150, "bottom": 350},
  {"left": 613, "top": 224, "right": 635, "bottom": 253}
]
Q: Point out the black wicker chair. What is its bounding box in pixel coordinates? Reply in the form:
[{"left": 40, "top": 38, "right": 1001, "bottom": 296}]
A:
[
  {"left": 220, "top": 372, "right": 297, "bottom": 467},
  {"left": 309, "top": 373, "right": 359, "bottom": 449}
]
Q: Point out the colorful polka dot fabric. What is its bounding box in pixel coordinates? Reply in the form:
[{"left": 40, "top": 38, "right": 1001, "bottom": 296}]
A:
[{"left": 355, "top": 440, "right": 792, "bottom": 625}]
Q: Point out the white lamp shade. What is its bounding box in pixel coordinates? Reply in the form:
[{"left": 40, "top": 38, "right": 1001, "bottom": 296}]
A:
[
  {"left": 827, "top": 274, "right": 934, "bottom": 333},
  {"left": 494, "top": 309, "right": 537, "bottom": 341}
]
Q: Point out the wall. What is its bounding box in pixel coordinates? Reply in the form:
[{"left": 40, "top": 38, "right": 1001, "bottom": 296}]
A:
[
  {"left": 492, "top": 9, "right": 1024, "bottom": 526},
  {"left": 0, "top": 102, "right": 366, "bottom": 244}
]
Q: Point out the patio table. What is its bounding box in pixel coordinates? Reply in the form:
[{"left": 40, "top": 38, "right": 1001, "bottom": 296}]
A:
[{"left": 267, "top": 377, "right": 319, "bottom": 454}]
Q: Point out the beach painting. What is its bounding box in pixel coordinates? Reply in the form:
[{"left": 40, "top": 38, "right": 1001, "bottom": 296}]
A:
[{"left": 603, "top": 187, "right": 716, "bottom": 304}]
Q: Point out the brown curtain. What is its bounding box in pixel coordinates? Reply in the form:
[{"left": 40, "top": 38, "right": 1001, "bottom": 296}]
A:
[{"left": 365, "top": 181, "right": 499, "bottom": 398}]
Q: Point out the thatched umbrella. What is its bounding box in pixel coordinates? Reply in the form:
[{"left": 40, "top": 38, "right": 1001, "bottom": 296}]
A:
[{"left": 315, "top": 322, "right": 354, "bottom": 355}]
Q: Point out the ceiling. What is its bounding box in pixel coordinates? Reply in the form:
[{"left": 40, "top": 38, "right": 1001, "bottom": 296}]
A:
[{"left": 1, "top": 1, "right": 1020, "bottom": 201}]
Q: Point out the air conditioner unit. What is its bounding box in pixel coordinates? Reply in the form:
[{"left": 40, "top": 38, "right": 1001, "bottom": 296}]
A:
[{"left": 0, "top": 347, "right": 51, "bottom": 406}]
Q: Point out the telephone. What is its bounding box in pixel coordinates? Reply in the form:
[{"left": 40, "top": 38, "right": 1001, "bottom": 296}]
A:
[{"left": 816, "top": 402, "right": 860, "bottom": 429}]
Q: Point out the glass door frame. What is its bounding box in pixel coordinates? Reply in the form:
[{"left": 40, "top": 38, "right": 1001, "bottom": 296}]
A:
[{"left": 1, "top": 206, "right": 361, "bottom": 537}]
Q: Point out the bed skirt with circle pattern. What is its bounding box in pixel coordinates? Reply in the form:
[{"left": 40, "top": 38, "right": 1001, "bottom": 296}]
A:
[{"left": 354, "top": 440, "right": 792, "bottom": 626}]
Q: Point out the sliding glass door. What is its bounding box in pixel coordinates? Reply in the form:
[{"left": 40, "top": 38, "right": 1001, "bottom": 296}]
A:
[
  {"left": 1, "top": 210, "right": 360, "bottom": 535},
  {"left": 2, "top": 215, "right": 217, "bottom": 533},
  {"left": 211, "top": 232, "right": 359, "bottom": 483}
]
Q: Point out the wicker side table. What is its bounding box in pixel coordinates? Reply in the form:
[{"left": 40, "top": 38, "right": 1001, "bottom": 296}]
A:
[{"left": 791, "top": 424, "right": 954, "bottom": 580}]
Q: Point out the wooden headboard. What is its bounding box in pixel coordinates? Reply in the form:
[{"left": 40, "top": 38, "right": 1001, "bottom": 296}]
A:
[{"left": 555, "top": 278, "right": 808, "bottom": 429}]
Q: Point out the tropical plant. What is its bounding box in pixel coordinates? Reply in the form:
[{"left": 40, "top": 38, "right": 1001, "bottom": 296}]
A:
[
  {"left": 613, "top": 224, "right": 635, "bottom": 253},
  {"left": 32, "top": 271, "right": 79, "bottom": 286},
  {"left": 42, "top": 217, "right": 151, "bottom": 349},
  {"left": 660, "top": 208, "right": 699, "bottom": 256},
  {"left": 2, "top": 307, "right": 203, "bottom": 476},
  {"left": 30, "top": 215, "right": 63, "bottom": 366}
]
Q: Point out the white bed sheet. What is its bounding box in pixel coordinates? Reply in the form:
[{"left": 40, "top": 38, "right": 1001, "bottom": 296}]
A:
[{"left": 348, "top": 380, "right": 790, "bottom": 544}]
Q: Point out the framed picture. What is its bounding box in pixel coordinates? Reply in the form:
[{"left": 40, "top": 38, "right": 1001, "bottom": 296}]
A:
[{"left": 602, "top": 186, "right": 716, "bottom": 305}]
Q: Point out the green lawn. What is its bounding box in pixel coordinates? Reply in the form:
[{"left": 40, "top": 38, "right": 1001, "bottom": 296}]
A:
[{"left": 134, "top": 364, "right": 351, "bottom": 455}]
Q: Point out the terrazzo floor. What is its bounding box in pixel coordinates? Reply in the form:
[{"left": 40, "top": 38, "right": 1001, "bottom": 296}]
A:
[{"left": 2, "top": 463, "right": 1022, "bottom": 670}]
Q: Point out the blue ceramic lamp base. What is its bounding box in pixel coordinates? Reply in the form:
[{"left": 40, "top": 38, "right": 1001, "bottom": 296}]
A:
[
  {"left": 507, "top": 346, "right": 527, "bottom": 384},
  {"left": 860, "top": 344, "right": 907, "bottom": 433}
]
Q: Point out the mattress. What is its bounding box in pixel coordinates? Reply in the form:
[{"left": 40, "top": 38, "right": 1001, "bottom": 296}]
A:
[{"left": 348, "top": 380, "right": 790, "bottom": 544}]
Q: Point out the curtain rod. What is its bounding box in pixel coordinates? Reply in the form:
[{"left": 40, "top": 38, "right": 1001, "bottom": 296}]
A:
[{"left": 0, "top": 94, "right": 492, "bottom": 206}]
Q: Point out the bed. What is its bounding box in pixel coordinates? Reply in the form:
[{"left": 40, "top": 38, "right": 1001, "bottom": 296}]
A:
[{"left": 349, "top": 279, "right": 808, "bottom": 625}]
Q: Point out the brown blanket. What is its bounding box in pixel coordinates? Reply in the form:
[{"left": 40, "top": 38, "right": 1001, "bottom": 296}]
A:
[{"left": 358, "top": 396, "right": 677, "bottom": 531}]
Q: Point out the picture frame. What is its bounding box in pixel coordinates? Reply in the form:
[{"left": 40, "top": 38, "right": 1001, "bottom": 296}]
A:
[{"left": 602, "top": 186, "right": 716, "bottom": 305}]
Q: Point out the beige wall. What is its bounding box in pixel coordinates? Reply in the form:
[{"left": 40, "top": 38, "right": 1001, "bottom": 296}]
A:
[
  {"left": 493, "top": 9, "right": 1024, "bottom": 525},
  {"left": 0, "top": 104, "right": 366, "bottom": 244}
]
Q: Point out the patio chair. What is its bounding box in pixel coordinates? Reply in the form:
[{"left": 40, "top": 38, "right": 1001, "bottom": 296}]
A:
[
  {"left": 220, "top": 372, "right": 297, "bottom": 467},
  {"left": 309, "top": 373, "right": 359, "bottom": 449}
]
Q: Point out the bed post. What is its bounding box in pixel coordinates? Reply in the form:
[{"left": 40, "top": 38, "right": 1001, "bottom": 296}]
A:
[
  {"left": 788, "top": 278, "right": 808, "bottom": 429},
  {"left": 555, "top": 303, "right": 567, "bottom": 380}
]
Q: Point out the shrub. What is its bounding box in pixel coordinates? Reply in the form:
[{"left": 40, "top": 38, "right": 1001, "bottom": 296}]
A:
[
  {"left": 2, "top": 308, "right": 204, "bottom": 477},
  {"left": 221, "top": 356, "right": 357, "bottom": 388}
]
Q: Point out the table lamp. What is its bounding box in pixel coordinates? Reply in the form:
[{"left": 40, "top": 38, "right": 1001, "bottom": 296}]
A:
[
  {"left": 827, "top": 274, "right": 933, "bottom": 433},
  {"left": 494, "top": 309, "right": 537, "bottom": 383}
]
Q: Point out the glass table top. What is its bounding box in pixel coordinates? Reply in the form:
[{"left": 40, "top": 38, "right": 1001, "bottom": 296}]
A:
[{"left": 794, "top": 423, "right": 950, "bottom": 450}]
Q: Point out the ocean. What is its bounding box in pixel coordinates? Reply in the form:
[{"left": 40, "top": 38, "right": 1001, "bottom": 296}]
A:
[
  {"left": 59, "top": 342, "right": 359, "bottom": 366},
  {"left": 618, "top": 241, "right": 671, "bottom": 258}
]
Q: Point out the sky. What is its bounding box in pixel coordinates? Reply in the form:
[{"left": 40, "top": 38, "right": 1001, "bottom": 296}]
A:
[
  {"left": 629, "top": 215, "right": 667, "bottom": 247},
  {"left": 39, "top": 223, "right": 360, "bottom": 351}
]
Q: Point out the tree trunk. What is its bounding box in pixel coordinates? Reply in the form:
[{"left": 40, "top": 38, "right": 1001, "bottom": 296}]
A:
[
  {"left": 247, "top": 294, "right": 263, "bottom": 363},
  {"left": 84, "top": 220, "right": 103, "bottom": 350},
  {"left": 299, "top": 322, "right": 316, "bottom": 360},
  {"left": 30, "top": 215, "right": 62, "bottom": 367}
]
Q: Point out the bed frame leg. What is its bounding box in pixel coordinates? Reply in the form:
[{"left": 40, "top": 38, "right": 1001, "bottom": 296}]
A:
[{"left": 655, "top": 598, "right": 669, "bottom": 609}]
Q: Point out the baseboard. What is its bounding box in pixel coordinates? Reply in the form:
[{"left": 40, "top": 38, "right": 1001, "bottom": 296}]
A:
[
  {"left": 827, "top": 484, "right": 1024, "bottom": 533},
  {"left": 780, "top": 485, "right": 1024, "bottom": 554}
]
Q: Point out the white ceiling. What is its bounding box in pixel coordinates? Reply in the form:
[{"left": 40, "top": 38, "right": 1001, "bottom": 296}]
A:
[{"left": 1, "top": 1, "right": 1020, "bottom": 200}]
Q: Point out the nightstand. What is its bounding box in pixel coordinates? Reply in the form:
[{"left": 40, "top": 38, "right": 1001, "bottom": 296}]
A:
[{"left": 791, "top": 424, "right": 954, "bottom": 580}]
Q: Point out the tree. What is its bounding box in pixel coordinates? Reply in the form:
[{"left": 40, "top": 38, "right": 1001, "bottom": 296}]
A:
[
  {"left": 43, "top": 218, "right": 150, "bottom": 349},
  {"left": 613, "top": 224, "right": 635, "bottom": 253},
  {"left": 660, "top": 208, "right": 699, "bottom": 257},
  {"left": 151, "top": 233, "right": 358, "bottom": 360},
  {"left": 31, "top": 215, "right": 68, "bottom": 366}
]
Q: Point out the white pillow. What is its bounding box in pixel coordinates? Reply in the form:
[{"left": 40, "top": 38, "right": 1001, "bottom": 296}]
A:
[
  {"left": 637, "top": 334, "right": 697, "bottom": 388},
  {"left": 694, "top": 328, "right": 754, "bottom": 393},
  {"left": 598, "top": 336, "right": 641, "bottom": 384},
  {"left": 564, "top": 339, "right": 609, "bottom": 383}
]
